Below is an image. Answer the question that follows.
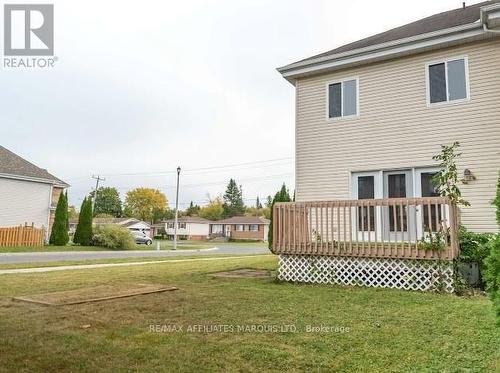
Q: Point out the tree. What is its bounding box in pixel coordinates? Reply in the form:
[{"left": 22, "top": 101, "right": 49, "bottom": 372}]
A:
[
  {"left": 123, "top": 188, "right": 168, "bottom": 223},
  {"left": 49, "top": 191, "right": 69, "bottom": 245},
  {"left": 68, "top": 205, "right": 79, "bottom": 220},
  {"left": 199, "top": 198, "right": 224, "bottom": 221},
  {"left": 90, "top": 187, "right": 122, "bottom": 217},
  {"left": 432, "top": 141, "right": 469, "bottom": 206},
  {"left": 255, "top": 196, "right": 262, "bottom": 209},
  {"left": 185, "top": 201, "right": 200, "bottom": 216},
  {"left": 268, "top": 183, "right": 291, "bottom": 249},
  {"left": 222, "top": 179, "right": 245, "bottom": 217},
  {"left": 74, "top": 197, "right": 93, "bottom": 246},
  {"left": 265, "top": 195, "right": 273, "bottom": 208}
]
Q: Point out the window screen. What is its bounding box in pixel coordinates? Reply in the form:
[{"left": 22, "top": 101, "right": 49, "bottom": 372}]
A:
[
  {"left": 328, "top": 83, "right": 341, "bottom": 118},
  {"left": 429, "top": 63, "right": 446, "bottom": 103}
]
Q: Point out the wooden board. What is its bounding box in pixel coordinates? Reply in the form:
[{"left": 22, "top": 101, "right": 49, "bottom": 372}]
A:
[{"left": 13, "top": 284, "right": 178, "bottom": 306}]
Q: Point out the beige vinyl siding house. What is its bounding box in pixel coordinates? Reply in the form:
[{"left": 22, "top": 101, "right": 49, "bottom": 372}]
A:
[
  {"left": 272, "top": 1, "right": 500, "bottom": 292},
  {"left": 295, "top": 40, "right": 500, "bottom": 233}
]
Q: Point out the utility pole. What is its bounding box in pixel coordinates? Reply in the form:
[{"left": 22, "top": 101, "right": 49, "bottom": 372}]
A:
[
  {"left": 91, "top": 175, "right": 105, "bottom": 214},
  {"left": 173, "top": 166, "right": 181, "bottom": 251}
]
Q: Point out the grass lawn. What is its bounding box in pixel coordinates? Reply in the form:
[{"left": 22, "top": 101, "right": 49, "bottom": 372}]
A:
[
  {"left": 0, "top": 240, "right": 266, "bottom": 253},
  {"left": 0, "top": 241, "right": 210, "bottom": 253},
  {"left": 0, "top": 254, "right": 266, "bottom": 271},
  {"left": 0, "top": 256, "right": 498, "bottom": 372}
]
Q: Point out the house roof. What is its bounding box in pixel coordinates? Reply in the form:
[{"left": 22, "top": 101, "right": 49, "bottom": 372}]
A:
[
  {"left": 278, "top": 1, "right": 500, "bottom": 81},
  {"left": 163, "top": 216, "right": 212, "bottom": 224},
  {"left": 0, "top": 145, "right": 68, "bottom": 186},
  {"left": 215, "top": 216, "right": 270, "bottom": 225},
  {"left": 71, "top": 217, "right": 151, "bottom": 228}
]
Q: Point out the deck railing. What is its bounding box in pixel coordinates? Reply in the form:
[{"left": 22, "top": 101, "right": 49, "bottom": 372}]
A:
[{"left": 272, "top": 197, "right": 459, "bottom": 260}]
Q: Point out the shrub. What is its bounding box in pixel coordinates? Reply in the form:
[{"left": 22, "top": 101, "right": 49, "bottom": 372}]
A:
[
  {"left": 483, "top": 236, "right": 500, "bottom": 324},
  {"left": 459, "top": 225, "right": 496, "bottom": 288},
  {"left": 49, "top": 191, "right": 69, "bottom": 246},
  {"left": 74, "top": 197, "right": 93, "bottom": 246},
  {"left": 92, "top": 224, "right": 136, "bottom": 250}
]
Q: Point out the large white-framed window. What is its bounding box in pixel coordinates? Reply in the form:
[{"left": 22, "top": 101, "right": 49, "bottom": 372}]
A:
[
  {"left": 426, "top": 56, "right": 470, "bottom": 106},
  {"left": 326, "top": 77, "right": 359, "bottom": 120}
]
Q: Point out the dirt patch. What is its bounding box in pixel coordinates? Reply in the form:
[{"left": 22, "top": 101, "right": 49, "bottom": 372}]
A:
[
  {"left": 12, "top": 284, "right": 178, "bottom": 306},
  {"left": 210, "top": 268, "right": 272, "bottom": 279}
]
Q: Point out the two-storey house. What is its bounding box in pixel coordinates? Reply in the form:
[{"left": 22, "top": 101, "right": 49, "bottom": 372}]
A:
[{"left": 272, "top": 1, "right": 500, "bottom": 292}]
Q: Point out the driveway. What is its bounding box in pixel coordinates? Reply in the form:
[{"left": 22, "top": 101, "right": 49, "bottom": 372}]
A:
[{"left": 0, "top": 244, "right": 272, "bottom": 264}]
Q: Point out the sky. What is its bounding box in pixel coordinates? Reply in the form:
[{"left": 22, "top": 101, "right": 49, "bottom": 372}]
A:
[{"left": 0, "top": 0, "right": 483, "bottom": 209}]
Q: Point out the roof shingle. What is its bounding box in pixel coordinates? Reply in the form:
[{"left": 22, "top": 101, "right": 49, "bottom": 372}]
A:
[
  {"left": 0, "top": 145, "right": 67, "bottom": 185},
  {"left": 288, "top": 1, "right": 499, "bottom": 67}
]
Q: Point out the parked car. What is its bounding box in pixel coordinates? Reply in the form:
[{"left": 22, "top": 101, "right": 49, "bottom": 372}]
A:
[{"left": 132, "top": 230, "right": 152, "bottom": 245}]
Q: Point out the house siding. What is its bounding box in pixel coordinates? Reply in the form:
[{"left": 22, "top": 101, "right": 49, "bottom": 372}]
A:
[
  {"left": 0, "top": 177, "right": 51, "bottom": 229},
  {"left": 295, "top": 40, "right": 500, "bottom": 233}
]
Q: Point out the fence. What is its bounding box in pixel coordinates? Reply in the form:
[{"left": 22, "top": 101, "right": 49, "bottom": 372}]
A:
[{"left": 0, "top": 224, "right": 45, "bottom": 247}]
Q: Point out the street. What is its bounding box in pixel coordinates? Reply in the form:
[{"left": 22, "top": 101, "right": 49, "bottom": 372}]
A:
[{"left": 0, "top": 244, "right": 271, "bottom": 264}]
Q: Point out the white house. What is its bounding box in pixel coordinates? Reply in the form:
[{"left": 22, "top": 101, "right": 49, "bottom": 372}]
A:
[
  {"left": 70, "top": 217, "right": 152, "bottom": 237},
  {"left": 162, "top": 216, "right": 211, "bottom": 240},
  {"left": 0, "top": 146, "right": 68, "bottom": 240}
]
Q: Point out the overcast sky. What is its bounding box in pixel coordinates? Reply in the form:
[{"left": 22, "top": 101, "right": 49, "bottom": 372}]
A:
[{"left": 0, "top": 0, "right": 481, "bottom": 209}]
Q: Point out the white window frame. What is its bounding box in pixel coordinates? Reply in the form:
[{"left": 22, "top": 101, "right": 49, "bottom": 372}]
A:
[
  {"left": 425, "top": 55, "right": 470, "bottom": 107},
  {"left": 249, "top": 224, "right": 259, "bottom": 232},
  {"left": 325, "top": 77, "right": 360, "bottom": 121},
  {"left": 235, "top": 224, "right": 244, "bottom": 231}
]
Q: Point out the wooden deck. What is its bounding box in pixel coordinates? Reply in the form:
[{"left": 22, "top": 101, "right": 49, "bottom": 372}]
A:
[{"left": 272, "top": 197, "right": 459, "bottom": 261}]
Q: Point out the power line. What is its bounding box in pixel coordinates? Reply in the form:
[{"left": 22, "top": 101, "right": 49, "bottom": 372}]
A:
[{"left": 93, "top": 156, "right": 294, "bottom": 178}]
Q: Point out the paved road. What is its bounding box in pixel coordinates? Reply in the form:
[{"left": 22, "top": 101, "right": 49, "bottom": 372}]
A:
[
  {"left": 0, "top": 255, "right": 271, "bottom": 275},
  {"left": 0, "top": 244, "right": 271, "bottom": 264}
]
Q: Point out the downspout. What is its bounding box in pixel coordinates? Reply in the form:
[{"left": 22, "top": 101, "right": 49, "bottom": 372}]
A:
[{"left": 483, "top": 23, "right": 500, "bottom": 34}]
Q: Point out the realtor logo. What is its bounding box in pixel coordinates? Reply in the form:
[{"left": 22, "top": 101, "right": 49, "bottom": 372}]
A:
[{"left": 4, "top": 4, "right": 54, "bottom": 56}]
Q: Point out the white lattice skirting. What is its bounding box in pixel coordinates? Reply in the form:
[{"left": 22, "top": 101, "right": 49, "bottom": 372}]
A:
[{"left": 278, "top": 255, "right": 454, "bottom": 293}]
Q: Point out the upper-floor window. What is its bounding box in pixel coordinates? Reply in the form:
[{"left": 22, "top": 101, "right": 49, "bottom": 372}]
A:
[
  {"left": 427, "top": 57, "right": 469, "bottom": 105},
  {"left": 167, "top": 222, "right": 174, "bottom": 229},
  {"left": 327, "top": 78, "right": 358, "bottom": 119}
]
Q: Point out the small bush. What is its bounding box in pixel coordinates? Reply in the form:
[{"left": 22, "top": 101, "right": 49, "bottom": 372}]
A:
[
  {"left": 483, "top": 236, "right": 500, "bottom": 324},
  {"left": 459, "top": 225, "right": 495, "bottom": 262},
  {"left": 92, "top": 224, "right": 136, "bottom": 250},
  {"left": 459, "top": 226, "right": 496, "bottom": 289}
]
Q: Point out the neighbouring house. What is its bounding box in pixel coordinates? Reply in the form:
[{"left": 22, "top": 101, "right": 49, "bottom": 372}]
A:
[
  {"left": 210, "top": 216, "right": 270, "bottom": 241},
  {"left": 69, "top": 217, "right": 151, "bottom": 237},
  {"left": 273, "top": 2, "right": 500, "bottom": 292},
  {"left": 162, "top": 216, "right": 212, "bottom": 240},
  {"left": 0, "top": 145, "right": 68, "bottom": 241}
]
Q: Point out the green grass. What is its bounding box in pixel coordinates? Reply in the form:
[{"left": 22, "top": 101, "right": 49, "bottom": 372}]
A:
[
  {"left": 0, "top": 254, "right": 267, "bottom": 271},
  {"left": 0, "top": 241, "right": 209, "bottom": 253},
  {"left": 0, "top": 256, "right": 498, "bottom": 372},
  {"left": 0, "top": 240, "right": 266, "bottom": 253}
]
